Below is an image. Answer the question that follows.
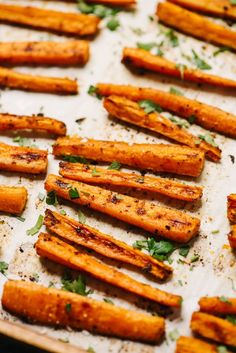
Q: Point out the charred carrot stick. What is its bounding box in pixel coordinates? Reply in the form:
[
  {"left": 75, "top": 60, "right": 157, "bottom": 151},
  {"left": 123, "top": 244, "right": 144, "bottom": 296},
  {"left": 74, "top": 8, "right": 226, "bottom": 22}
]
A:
[
  {"left": 53, "top": 137, "right": 205, "bottom": 177},
  {"left": 0, "top": 142, "right": 48, "bottom": 174},
  {"left": 36, "top": 232, "right": 182, "bottom": 308},
  {"left": 228, "top": 225, "right": 236, "bottom": 249},
  {"left": 123, "top": 47, "right": 236, "bottom": 90},
  {"left": 2, "top": 280, "right": 165, "bottom": 343},
  {"left": 0, "top": 113, "right": 66, "bottom": 136},
  {"left": 168, "top": 0, "right": 236, "bottom": 21},
  {"left": 96, "top": 83, "right": 236, "bottom": 138},
  {"left": 104, "top": 95, "right": 221, "bottom": 162},
  {"left": 59, "top": 162, "right": 203, "bottom": 202},
  {"left": 0, "top": 4, "right": 100, "bottom": 37},
  {"left": 175, "top": 336, "right": 230, "bottom": 353},
  {"left": 0, "top": 67, "right": 78, "bottom": 95},
  {"left": 199, "top": 296, "right": 236, "bottom": 315},
  {"left": 157, "top": 2, "right": 236, "bottom": 51},
  {"left": 0, "top": 186, "right": 27, "bottom": 214},
  {"left": 191, "top": 312, "right": 236, "bottom": 346},
  {"left": 0, "top": 41, "right": 89, "bottom": 66},
  {"left": 45, "top": 175, "right": 200, "bottom": 242},
  {"left": 44, "top": 209, "right": 173, "bottom": 281},
  {"left": 227, "top": 194, "right": 236, "bottom": 223}
]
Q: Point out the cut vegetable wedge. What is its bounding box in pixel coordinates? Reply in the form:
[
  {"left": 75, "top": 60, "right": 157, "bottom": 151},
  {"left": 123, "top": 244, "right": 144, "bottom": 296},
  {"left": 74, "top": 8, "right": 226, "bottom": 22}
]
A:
[
  {"left": 229, "top": 225, "right": 236, "bottom": 249},
  {"left": 157, "top": 2, "right": 236, "bottom": 51},
  {"left": 227, "top": 194, "right": 236, "bottom": 223},
  {"left": 199, "top": 296, "right": 236, "bottom": 315},
  {"left": 0, "top": 185, "right": 27, "bottom": 214},
  {"left": 104, "top": 95, "right": 221, "bottom": 162},
  {"left": 175, "top": 336, "right": 231, "bottom": 353},
  {"left": 44, "top": 209, "right": 173, "bottom": 280},
  {"left": 123, "top": 47, "right": 236, "bottom": 90},
  {"left": 0, "top": 142, "right": 48, "bottom": 174},
  {"left": 45, "top": 174, "right": 200, "bottom": 242},
  {"left": 0, "top": 4, "right": 100, "bottom": 37},
  {"left": 53, "top": 137, "right": 205, "bottom": 177},
  {"left": 59, "top": 162, "right": 203, "bottom": 201},
  {"left": 0, "top": 113, "right": 66, "bottom": 136},
  {"left": 2, "top": 280, "right": 165, "bottom": 343},
  {"left": 36, "top": 232, "right": 181, "bottom": 307},
  {"left": 96, "top": 83, "right": 236, "bottom": 137}
]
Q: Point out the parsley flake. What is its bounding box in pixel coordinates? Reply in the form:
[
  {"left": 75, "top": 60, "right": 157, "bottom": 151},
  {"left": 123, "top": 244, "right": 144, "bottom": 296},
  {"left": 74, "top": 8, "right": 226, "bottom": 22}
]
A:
[
  {"left": 62, "top": 274, "right": 93, "bottom": 296},
  {"left": 0, "top": 261, "right": 8, "bottom": 275},
  {"left": 46, "top": 190, "right": 58, "bottom": 206},
  {"left": 108, "top": 161, "right": 122, "bottom": 170},
  {"left": 138, "top": 100, "right": 163, "bottom": 114},
  {"left": 69, "top": 188, "right": 80, "bottom": 199},
  {"left": 192, "top": 50, "right": 212, "bottom": 70}
]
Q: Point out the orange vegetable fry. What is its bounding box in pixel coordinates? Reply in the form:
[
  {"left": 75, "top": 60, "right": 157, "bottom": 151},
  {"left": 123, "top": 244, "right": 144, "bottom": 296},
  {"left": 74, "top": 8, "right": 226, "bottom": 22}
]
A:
[
  {"left": 104, "top": 95, "right": 221, "bottom": 162},
  {"left": 45, "top": 174, "right": 200, "bottom": 243},
  {"left": 59, "top": 161, "right": 203, "bottom": 202},
  {"left": 44, "top": 209, "right": 173, "bottom": 281},
  {"left": 0, "top": 185, "right": 27, "bottom": 214},
  {"left": 168, "top": 0, "right": 236, "bottom": 21},
  {"left": 229, "top": 225, "right": 236, "bottom": 249},
  {"left": 199, "top": 296, "right": 236, "bottom": 315},
  {"left": 227, "top": 194, "right": 236, "bottom": 223},
  {"left": 0, "top": 142, "right": 48, "bottom": 174},
  {"left": 123, "top": 47, "right": 236, "bottom": 90},
  {"left": 0, "top": 67, "right": 78, "bottom": 95},
  {"left": 2, "top": 280, "right": 165, "bottom": 343},
  {"left": 157, "top": 2, "right": 236, "bottom": 51},
  {"left": 36, "top": 232, "right": 182, "bottom": 307},
  {"left": 53, "top": 137, "right": 205, "bottom": 177},
  {"left": 191, "top": 311, "right": 236, "bottom": 346},
  {"left": 0, "top": 41, "right": 89, "bottom": 66},
  {"left": 96, "top": 83, "right": 236, "bottom": 138},
  {"left": 175, "top": 336, "right": 231, "bottom": 353},
  {"left": 0, "top": 113, "right": 66, "bottom": 136},
  {"left": 0, "top": 4, "right": 100, "bottom": 37}
]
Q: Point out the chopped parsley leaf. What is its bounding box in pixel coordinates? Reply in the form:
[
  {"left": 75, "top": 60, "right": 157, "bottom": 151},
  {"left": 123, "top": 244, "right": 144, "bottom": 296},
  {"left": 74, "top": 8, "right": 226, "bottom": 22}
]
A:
[
  {"left": 63, "top": 155, "right": 88, "bottom": 164},
  {"left": 169, "top": 87, "right": 184, "bottom": 96},
  {"left": 78, "top": 210, "right": 86, "bottom": 224},
  {"left": 62, "top": 274, "right": 93, "bottom": 296},
  {"left": 26, "top": 215, "right": 44, "bottom": 236},
  {"left": 69, "top": 187, "right": 80, "bottom": 199},
  {"left": 46, "top": 190, "right": 58, "bottom": 206},
  {"left": 0, "top": 261, "right": 8, "bottom": 275},
  {"left": 107, "top": 161, "right": 122, "bottom": 170},
  {"left": 192, "top": 50, "right": 212, "bottom": 70},
  {"left": 138, "top": 100, "right": 163, "bottom": 114}
]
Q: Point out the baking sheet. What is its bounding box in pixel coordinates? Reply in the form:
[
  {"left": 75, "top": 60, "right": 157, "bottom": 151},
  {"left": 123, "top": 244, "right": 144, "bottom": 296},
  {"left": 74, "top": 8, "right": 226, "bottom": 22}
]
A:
[{"left": 0, "top": 0, "right": 236, "bottom": 352}]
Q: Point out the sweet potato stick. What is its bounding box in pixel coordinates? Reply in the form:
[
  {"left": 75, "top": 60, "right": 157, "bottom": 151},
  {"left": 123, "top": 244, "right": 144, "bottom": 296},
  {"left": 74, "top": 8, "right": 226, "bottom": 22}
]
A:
[
  {"left": 0, "top": 4, "right": 100, "bottom": 37},
  {"left": 228, "top": 225, "right": 236, "bottom": 249},
  {"left": 36, "top": 232, "right": 181, "bottom": 308},
  {"left": 0, "top": 41, "right": 89, "bottom": 66},
  {"left": 0, "top": 67, "right": 78, "bottom": 95},
  {"left": 96, "top": 83, "right": 236, "bottom": 137},
  {"left": 87, "top": 0, "right": 136, "bottom": 5},
  {"left": 175, "top": 336, "right": 231, "bottom": 353},
  {"left": 157, "top": 2, "right": 236, "bottom": 51},
  {"left": 53, "top": 137, "right": 205, "bottom": 177},
  {"left": 0, "top": 113, "right": 66, "bottom": 136},
  {"left": 227, "top": 194, "right": 236, "bottom": 223},
  {"left": 104, "top": 95, "right": 221, "bottom": 162},
  {"left": 168, "top": 0, "right": 236, "bottom": 21},
  {"left": 0, "top": 142, "right": 48, "bottom": 174},
  {"left": 44, "top": 209, "right": 173, "bottom": 281},
  {"left": 0, "top": 186, "right": 27, "bottom": 214},
  {"left": 2, "top": 280, "right": 165, "bottom": 343},
  {"left": 45, "top": 175, "right": 200, "bottom": 242},
  {"left": 123, "top": 47, "right": 236, "bottom": 90},
  {"left": 59, "top": 162, "right": 203, "bottom": 202},
  {"left": 191, "top": 312, "right": 236, "bottom": 346},
  {"left": 199, "top": 296, "right": 236, "bottom": 315}
]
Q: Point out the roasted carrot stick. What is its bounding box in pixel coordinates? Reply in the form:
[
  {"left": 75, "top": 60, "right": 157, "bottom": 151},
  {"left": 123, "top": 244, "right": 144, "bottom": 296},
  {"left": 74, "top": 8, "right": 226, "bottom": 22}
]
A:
[
  {"left": 45, "top": 175, "right": 200, "bottom": 242},
  {"left": 44, "top": 209, "right": 173, "bottom": 281},
  {"left": 168, "top": 0, "right": 236, "bottom": 21},
  {"left": 0, "top": 41, "right": 89, "bottom": 66},
  {"left": 191, "top": 312, "right": 236, "bottom": 346},
  {"left": 175, "top": 336, "right": 230, "bottom": 353},
  {"left": 0, "top": 113, "right": 66, "bottom": 136},
  {"left": 96, "top": 83, "right": 236, "bottom": 138},
  {"left": 199, "top": 296, "right": 236, "bottom": 315},
  {"left": 36, "top": 232, "right": 181, "bottom": 308},
  {"left": 157, "top": 2, "right": 236, "bottom": 51},
  {"left": 227, "top": 194, "right": 236, "bottom": 223},
  {"left": 0, "top": 142, "right": 48, "bottom": 174},
  {"left": 123, "top": 47, "right": 236, "bottom": 90},
  {"left": 53, "top": 137, "right": 205, "bottom": 177},
  {"left": 2, "top": 280, "right": 165, "bottom": 343},
  {"left": 0, "top": 4, "right": 100, "bottom": 37},
  {"left": 59, "top": 162, "right": 203, "bottom": 202},
  {"left": 0, "top": 67, "right": 78, "bottom": 95},
  {"left": 104, "top": 95, "right": 221, "bottom": 162},
  {"left": 87, "top": 0, "right": 136, "bottom": 5},
  {"left": 0, "top": 186, "right": 27, "bottom": 214},
  {"left": 228, "top": 225, "right": 236, "bottom": 249}
]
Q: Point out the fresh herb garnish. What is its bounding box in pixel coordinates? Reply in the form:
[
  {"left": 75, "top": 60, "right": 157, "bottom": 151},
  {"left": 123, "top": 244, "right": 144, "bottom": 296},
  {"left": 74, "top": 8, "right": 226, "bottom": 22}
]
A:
[
  {"left": 38, "top": 192, "right": 45, "bottom": 201},
  {"left": 91, "top": 167, "right": 101, "bottom": 177},
  {"left": 198, "top": 133, "right": 218, "bottom": 147},
  {"left": 230, "top": 0, "right": 236, "bottom": 5},
  {"left": 65, "top": 303, "right": 72, "bottom": 313},
  {"left": 217, "top": 346, "right": 229, "bottom": 353},
  {"left": 169, "top": 328, "right": 180, "bottom": 341},
  {"left": 16, "top": 216, "right": 26, "bottom": 222},
  {"left": 169, "top": 115, "right": 190, "bottom": 129},
  {"left": 62, "top": 274, "right": 93, "bottom": 296},
  {"left": 190, "top": 255, "right": 199, "bottom": 263},
  {"left": 60, "top": 210, "right": 67, "bottom": 216},
  {"left": 165, "top": 29, "right": 179, "bottom": 47},
  {"left": 78, "top": 1, "right": 120, "bottom": 18},
  {"left": 226, "top": 315, "right": 236, "bottom": 325},
  {"left": 87, "top": 347, "right": 96, "bottom": 353},
  {"left": 219, "top": 296, "right": 232, "bottom": 304},
  {"left": 192, "top": 50, "right": 212, "bottom": 70},
  {"left": 26, "top": 215, "right": 44, "bottom": 236},
  {"left": 103, "top": 298, "right": 114, "bottom": 305},
  {"left": 46, "top": 190, "right": 58, "bottom": 206},
  {"left": 188, "top": 115, "right": 196, "bottom": 124},
  {"left": 63, "top": 155, "right": 88, "bottom": 164},
  {"left": 69, "top": 188, "right": 80, "bottom": 199},
  {"left": 0, "top": 261, "right": 8, "bottom": 275},
  {"left": 133, "top": 238, "right": 174, "bottom": 261},
  {"left": 106, "top": 17, "right": 120, "bottom": 31},
  {"left": 138, "top": 100, "right": 163, "bottom": 114},
  {"left": 107, "top": 161, "right": 121, "bottom": 170},
  {"left": 87, "top": 85, "right": 102, "bottom": 99},
  {"left": 169, "top": 87, "right": 184, "bottom": 96},
  {"left": 179, "top": 245, "right": 190, "bottom": 258},
  {"left": 213, "top": 47, "right": 231, "bottom": 56},
  {"left": 78, "top": 210, "right": 86, "bottom": 224},
  {"left": 13, "top": 136, "right": 36, "bottom": 148},
  {"left": 137, "top": 42, "right": 156, "bottom": 51}
]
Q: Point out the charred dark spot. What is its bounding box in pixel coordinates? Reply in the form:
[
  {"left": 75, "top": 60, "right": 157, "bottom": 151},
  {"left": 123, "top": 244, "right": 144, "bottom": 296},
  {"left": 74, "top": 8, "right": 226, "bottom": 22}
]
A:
[
  {"left": 55, "top": 180, "right": 69, "bottom": 189},
  {"left": 13, "top": 152, "right": 42, "bottom": 162},
  {"left": 142, "top": 263, "right": 152, "bottom": 273},
  {"left": 136, "top": 208, "right": 146, "bottom": 215},
  {"left": 165, "top": 225, "right": 171, "bottom": 231}
]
